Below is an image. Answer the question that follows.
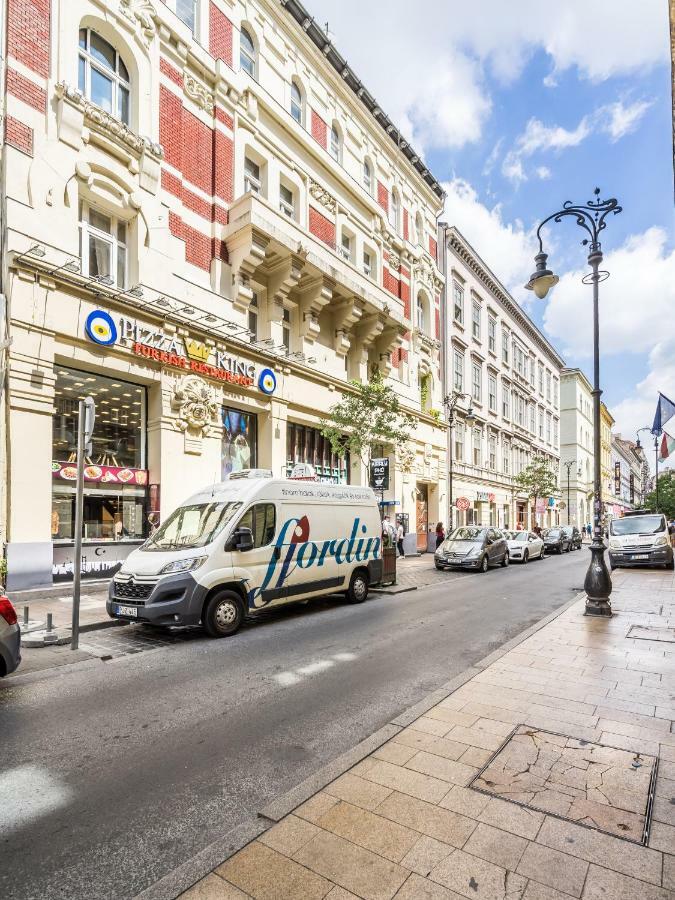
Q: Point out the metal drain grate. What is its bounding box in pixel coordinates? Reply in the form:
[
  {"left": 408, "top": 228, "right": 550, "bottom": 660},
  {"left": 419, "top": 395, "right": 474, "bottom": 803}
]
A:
[
  {"left": 627, "top": 624, "right": 675, "bottom": 643},
  {"left": 469, "top": 725, "right": 658, "bottom": 845}
]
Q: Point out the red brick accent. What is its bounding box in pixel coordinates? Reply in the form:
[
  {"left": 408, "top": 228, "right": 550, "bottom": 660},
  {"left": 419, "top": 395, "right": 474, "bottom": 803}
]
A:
[
  {"left": 309, "top": 206, "right": 335, "bottom": 248},
  {"left": 435, "top": 308, "right": 441, "bottom": 338},
  {"left": 160, "top": 57, "right": 183, "bottom": 87},
  {"left": 403, "top": 209, "right": 409, "bottom": 242},
  {"left": 429, "top": 236, "right": 438, "bottom": 262},
  {"left": 5, "top": 114, "right": 33, "bottom": 155},
  {"left": 400, "top": 281, "right": 410, "bottom": 319},
  {"left": 7, "top": 0, "right": 50, "bottom": 78},
  {"left": 400, "top": 348, "right": 409, "bottom": 363},
  {"left": 215, "top": 106, "right": 234, "bottom": 130},
  {"left": 160, "top": 85, "right": 183, "bottom": 170},
  {"left": 214, "top": 129, "right": 234, "bottom": 203},
  {"left": 6, "top": 67, "right": 46, "bottom": 112},
  {"left": 383, "top": 268, "right": 400, "bottom": 297},
  {"left": 311, "top": 110, "right": 327, "bottom": 149},
  {"left": 162, "top": 169, "right": 183, "bottom": 200},
  {"left": 377, "top": 181, "right": 389, "bottom": 214},
  {"left": 181, "top": 108, "right": 213, "bottom": 195},
  {"left": 209, "top": 2, "right": 233, "bottom": 67},
  {"left": 391, "top": 348, "right": 400, "bottom": 367},
  {"left": 169, "top": 210, "right": 225, "bottom": 271}
]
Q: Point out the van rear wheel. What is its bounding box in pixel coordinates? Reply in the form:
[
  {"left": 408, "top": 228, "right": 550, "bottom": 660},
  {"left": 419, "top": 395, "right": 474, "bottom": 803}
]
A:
[
  {"left": 203, "top": 590, "right": 244, "bottom": 638},
  {"left": 347, "top": 570, "right": 369, "bottom": 604}
]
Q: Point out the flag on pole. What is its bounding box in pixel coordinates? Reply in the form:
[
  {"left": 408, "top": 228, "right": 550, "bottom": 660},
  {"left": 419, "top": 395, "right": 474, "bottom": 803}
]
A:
[
  {"left": 652, "top": 392, "right": 675, "bottom": 435},
  {"left": 658, "top": 431, "right": 675, "bottom": 464}
]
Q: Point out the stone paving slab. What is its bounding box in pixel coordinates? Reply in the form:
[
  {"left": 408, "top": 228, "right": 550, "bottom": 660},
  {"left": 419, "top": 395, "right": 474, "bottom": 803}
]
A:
[{"left": 177, "top": 566, "right": 675, "bottom": 900}]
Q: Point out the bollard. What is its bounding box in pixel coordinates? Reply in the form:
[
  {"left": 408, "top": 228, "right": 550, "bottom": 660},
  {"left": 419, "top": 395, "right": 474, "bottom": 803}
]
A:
[
  {"left": 23, "top": 605, "right": 29, "bottom": 626},
  {"left": 46, "top": 612, "right": 53, "bottom": 633}
]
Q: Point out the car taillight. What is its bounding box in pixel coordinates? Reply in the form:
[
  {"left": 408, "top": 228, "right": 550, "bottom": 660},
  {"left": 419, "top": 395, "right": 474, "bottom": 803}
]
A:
[{"left": 0, "top": 596, "right": 18, "bottom": 626}]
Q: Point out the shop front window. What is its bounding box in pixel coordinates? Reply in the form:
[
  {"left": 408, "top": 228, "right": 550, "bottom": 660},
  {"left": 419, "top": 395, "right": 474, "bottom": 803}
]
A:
[
  {"left": 287, "top": 422, "right": 349, "bottom": 484},
  {"left": 52, "top": 366, "right": 147, "bottom": 543},
  {"left": 222, "top": 407, "right": 257, "bottom": 477}
]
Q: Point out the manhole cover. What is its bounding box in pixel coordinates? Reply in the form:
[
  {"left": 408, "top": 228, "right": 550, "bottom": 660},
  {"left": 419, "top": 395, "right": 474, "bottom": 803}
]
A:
[
  {"left": 626, "top": 624, "right": 675, "bottom": 643},
  {"left": 470, "top": 725, "right": 657, "bottom": 844}
]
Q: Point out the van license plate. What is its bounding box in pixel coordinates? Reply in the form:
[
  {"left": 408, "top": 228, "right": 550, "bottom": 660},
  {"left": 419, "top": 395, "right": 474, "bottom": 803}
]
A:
[
  {"left": 115, "top": 604, "right": 138, "bottom": 617},
  {"left": 632, "top": 554, "right": 648, "bottom": 560}
]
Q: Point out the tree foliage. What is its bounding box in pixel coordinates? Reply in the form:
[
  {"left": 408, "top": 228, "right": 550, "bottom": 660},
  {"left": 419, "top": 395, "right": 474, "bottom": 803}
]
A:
[
  {"left": 514, "top": 456, "right": 558, "bottom": 503},
  {"left": 644, "top": 471, "right": 675, "bottom": 519},
  {"left": 319, "top": 372, "right": 417, "bottom": 469}
]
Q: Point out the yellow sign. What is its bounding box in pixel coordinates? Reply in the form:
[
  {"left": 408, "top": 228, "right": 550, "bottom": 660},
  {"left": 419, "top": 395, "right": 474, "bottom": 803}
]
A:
[{"left": 184, "top": 339, "right": 210, "bottom": 362}]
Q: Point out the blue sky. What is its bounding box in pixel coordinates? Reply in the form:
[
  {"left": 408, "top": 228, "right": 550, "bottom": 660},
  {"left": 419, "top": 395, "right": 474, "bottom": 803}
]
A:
[{"left": 306, "top": 0, "right": 674, "bottom": 440}]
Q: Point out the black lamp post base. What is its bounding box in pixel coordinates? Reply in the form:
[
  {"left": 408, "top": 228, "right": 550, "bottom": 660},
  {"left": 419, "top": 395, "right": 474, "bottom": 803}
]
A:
[{"left": 583, "top": 541, "right": 613, "bottom": 618}]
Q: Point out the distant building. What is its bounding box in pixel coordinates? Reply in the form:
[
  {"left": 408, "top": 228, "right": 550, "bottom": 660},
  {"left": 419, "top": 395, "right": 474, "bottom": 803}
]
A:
[
  {"left": 610, "top": 436, "right": 645, "bottom": 516},
  {"left": 560, "top": 369, "right": 594, "bottom": 528}
]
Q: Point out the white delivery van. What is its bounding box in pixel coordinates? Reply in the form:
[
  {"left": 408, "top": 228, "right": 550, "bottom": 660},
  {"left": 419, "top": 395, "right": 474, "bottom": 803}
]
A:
[
  {"left": 608, "top": 510, "right": 674, "bottom": 571},
  {"left": 107, "top": 470, "right": 384, "bottom": 636}
]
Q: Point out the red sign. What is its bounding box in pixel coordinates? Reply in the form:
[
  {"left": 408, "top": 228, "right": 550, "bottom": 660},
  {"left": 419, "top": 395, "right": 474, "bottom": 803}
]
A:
[
  {"left": 52, "top": 461, "right": 148, "bottom": 486},
  {"left": 131, "top": 343, "right": 254, "bottom": 387},
  {"left": 456, "top": 497, "right": 470, "bottom": 510}
]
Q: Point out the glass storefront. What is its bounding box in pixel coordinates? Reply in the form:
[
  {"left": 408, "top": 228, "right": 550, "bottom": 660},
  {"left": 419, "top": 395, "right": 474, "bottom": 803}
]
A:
[
  {"left": 221, "top": 406, "right": 257, "bottom": 477},
  {"left": 52, "top": 366, "right": 148, "bottom": 544},
  {"left": 286, "top": 423, "right": 349, "bottom": 484}
]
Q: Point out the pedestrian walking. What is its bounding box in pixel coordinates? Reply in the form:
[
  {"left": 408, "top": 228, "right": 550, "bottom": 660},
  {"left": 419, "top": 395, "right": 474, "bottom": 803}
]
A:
[
  {"left": 382, "top": 515, "right": 395, "bottom": 549},
  {"left": 396, "top": 520, "right": 405, "bottom": 558},
  {"left": 586, "top": 523, "right": 592, "bottom": 539},
  {"left": 435, "top": 521, "right": 445, "bottom": 549}
]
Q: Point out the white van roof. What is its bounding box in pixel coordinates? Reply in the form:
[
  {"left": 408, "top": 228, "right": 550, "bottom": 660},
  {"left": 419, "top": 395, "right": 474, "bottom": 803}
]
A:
[{"left": 184, "top": 476, "right": 378, "bottom": 507}]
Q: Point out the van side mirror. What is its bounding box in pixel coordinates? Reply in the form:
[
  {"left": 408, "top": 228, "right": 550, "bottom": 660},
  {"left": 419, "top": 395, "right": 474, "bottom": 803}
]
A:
[{"left": 227, "top": 527, "right": 254, "bottom": 552}]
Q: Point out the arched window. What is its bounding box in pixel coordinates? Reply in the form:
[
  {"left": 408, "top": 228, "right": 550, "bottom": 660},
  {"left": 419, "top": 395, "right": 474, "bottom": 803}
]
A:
[
  {"left": 417, "top": 295, "right": 426, "bottom": 333},
  {"left": 240, "top": 27, "right": 256, "bottom": 77},
  {"left": 329, "top": 124, "right": 341, "bottom": 163},
  {"left": 290, "top": 80, "right": 303, "bottom": 124},
  {"left": 78, "top": 28, "right": 130, "bottom": 124},
  {"left": 363, "top": 159, "right": 372, "bottom": 194}
]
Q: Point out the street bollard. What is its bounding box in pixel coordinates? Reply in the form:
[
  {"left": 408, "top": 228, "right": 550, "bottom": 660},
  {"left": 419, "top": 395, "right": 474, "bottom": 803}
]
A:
[
  {"left": 23, "top": 605, "right": 29, "bottom": 626},
  {"left": 46, "top": 613, "right": 53, "bottom": 633}
]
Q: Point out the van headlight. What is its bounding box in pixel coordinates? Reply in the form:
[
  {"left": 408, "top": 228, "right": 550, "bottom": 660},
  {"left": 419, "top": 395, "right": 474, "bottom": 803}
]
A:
[
  {"left": 160, "top": 556, "right": 208, "bottom": 575},
  {"left": 608, "top": 539, "right": 621, "bottom": 550},
  {"left": 653, "top": 536, "right": 668, "bottom": 547}
]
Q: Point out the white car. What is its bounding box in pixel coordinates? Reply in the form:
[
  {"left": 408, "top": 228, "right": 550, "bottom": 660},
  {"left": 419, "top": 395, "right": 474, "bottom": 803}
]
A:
[{"left": 504, "top": 530, "right": 545, "bottom": 563}]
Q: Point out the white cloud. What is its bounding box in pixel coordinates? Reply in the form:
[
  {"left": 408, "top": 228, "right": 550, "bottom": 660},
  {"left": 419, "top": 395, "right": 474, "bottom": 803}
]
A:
[
  {"left": 535, "top": 166, "right": 552, "bottom": 180},
  {"left": 600, "top": 99, "right": 654, "bottom": 141},
  {"left": 611, "top": 338, "right": 675, "bottom": 451}
]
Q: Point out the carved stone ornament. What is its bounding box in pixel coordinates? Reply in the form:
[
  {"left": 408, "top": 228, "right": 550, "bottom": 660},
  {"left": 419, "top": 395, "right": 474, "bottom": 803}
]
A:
[
  {"left": 397, "top": 443, "right": 416, "bottom": 473},
  {"left": 120, "top": 0, "right": 156, "bottom": 46},
  {"left": 309, "top": 178, "right": 336, "bottom": 213},
  {"left": 171, "top": 375, "right": 219, "bottom": 438},
  {"left": 184, "top": 73, "right": 215, "bottom": 113},
  {"left": 54, "top": 82, "right": 164, "bottom": 158},
  {"left": 388, "top": 253, "right": 401, "bottom": 270}
]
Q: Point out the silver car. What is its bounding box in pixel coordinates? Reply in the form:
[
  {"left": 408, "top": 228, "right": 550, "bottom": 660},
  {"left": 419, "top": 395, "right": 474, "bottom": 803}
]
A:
[{"left": 0, "top": 596, "right": 21, "bottom": 677}]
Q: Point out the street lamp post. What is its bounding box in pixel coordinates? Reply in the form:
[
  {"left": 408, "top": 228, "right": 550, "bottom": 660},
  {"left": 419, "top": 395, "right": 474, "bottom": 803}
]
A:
[
  {"left": 443, "top": 392, "right": 475, "bottom": 533},
  {"left": 563, "top": 460, "right": 574, "bottom": 525},
  {"left": 525, "top": 188, "right": 621, "bottom": 618},
  {"left": 636, "top": 428, "right": 660, "bottom": 511}
]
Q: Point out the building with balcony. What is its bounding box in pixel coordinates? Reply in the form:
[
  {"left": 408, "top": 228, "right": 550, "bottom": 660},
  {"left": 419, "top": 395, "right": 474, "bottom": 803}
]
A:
[
  {"left": 609, "top": 435, "right": 646, "bottom": 517},
  {"left": 439, "top": 227, "right": 564, "bottom": 530},
  {"left": 0, "top": 0, "right": 447, "bottom": 587},
  {"left": 559, "top": 368, "right": 594, "bottom": 529}
]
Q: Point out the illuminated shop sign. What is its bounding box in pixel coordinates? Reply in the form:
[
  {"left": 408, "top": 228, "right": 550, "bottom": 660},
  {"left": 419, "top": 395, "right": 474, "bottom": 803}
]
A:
[{"left": 84, "top": 309, "right": 276, "bottom": 394}]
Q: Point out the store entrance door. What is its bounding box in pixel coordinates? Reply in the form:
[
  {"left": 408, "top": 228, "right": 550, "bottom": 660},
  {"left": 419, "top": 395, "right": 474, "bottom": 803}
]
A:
[{"left": 416, "top": 484, "right": 428, "bottom": 552}]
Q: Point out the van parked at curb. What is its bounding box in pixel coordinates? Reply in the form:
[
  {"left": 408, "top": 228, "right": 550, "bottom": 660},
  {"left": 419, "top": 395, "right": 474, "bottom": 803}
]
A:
[
  {"left": 107, "top": 471, "right": 383, "bottom": 636},
  {"left": 608, "top": 511, "right": 674, "bottom": 571}
]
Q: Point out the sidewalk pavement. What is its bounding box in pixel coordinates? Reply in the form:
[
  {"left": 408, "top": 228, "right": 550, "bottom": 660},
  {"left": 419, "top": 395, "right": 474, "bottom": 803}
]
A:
[{"left": 178, "top": 567, "right": 675, "bottom": 900}]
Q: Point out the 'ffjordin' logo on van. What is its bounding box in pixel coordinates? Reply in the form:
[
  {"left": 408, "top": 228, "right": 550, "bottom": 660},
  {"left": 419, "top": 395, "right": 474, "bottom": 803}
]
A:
[{"left": 248, "top": 516, "right": 381, "bottom": 609}]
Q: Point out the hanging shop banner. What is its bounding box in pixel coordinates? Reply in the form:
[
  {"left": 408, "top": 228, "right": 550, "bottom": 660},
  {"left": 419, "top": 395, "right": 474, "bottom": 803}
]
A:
[
  {"left": 84, "top": 309, "right": 275, "bottom": 394},
  {"left": 614, "top": 461, "right": 621, "bottom": 496},
  {"left": 221, "top": 407, "right": 257, "bottom": 478},
  {"left": 370, "top": 458, "right": 390, "bottom": 491},
  {"left": 52, "top": 461, "right": 148, "bottom": 485}
]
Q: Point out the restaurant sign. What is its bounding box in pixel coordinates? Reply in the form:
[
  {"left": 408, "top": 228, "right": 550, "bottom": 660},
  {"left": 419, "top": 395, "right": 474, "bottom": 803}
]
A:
[
  {"left": 85, "top": 309, "right": 276, "bottom": 394},
  {"left": 52, "top": 461, "right": 148, "bottom": 485}
]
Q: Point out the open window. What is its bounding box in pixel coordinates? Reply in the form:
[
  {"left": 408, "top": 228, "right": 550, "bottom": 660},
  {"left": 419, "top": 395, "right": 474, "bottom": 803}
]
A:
[
  {"left": 78, "top": 28, "right": 130, "bottom": 125},
  {"left": 79, "top": 200, "right": 128, "bottom": 288}
]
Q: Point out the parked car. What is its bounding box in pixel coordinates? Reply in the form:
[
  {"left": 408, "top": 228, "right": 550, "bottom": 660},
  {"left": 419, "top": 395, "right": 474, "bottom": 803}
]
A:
[
  {"left": 561, "top": 526, "right": 583, "bottom": 550},
  {"left": 0, "top": 595, "right": 21, "bottom": 677},
  {"left": 542, "top": 527, "right": 571, "bottom": 554},
  {"left": 505, "top": 530, "right": 545, "bottom": 563},
  {"left": 608, "top": 511, "right": 674, "bottom": 570},
  {"left": 434, "top": 526, "right": 509, "bottom": 573}
]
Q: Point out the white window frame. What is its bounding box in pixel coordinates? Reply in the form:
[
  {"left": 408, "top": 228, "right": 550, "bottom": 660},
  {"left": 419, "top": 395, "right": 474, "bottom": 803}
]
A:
[
  {"left": 389, "top": 191, "right": 400, "bottom": 232},
  {"left": 244, "top": 157, "right": 261, "bottom": 194},
  {"left": 79, "top": 200, "right": 127, "bottom": 289},
  {"left": 454, "top": 422, "right": 464, "bottom": 462},
  {"left": 472, "top": 362, "right": 482, "bottom": 403},
  {"left": 453, "top": 282, "right": 464, "bottom": 324},
  {"left": 488, "top": 374, "right": 497, "bottom": 412},
  {"left": 329, "top": 124, "right": 341, "bottom": 163},
  {"left": 290, "top": 80, "right": 303, "bottom": 125},
  {"left": 453, "top": 349, "right": 464, "bottom": 392},
  {"left": 417, "top": 296, "right": 426, "bottom": 333},
  {"left": 279, "top": 182, "right": 295, "bottom": 218},
  {"left": 174, "top": 0, "right": 197, "bottom": 32},
  {"left": 78, "top": 28, "right": 130, "bottom": 125},
  {"left": 502, "top": 329, "right": 509, "bottom": 364},
  {"left": 339, "top": 232, "right": 352, "bottom": 262},
  {"left": 363, "top": 248, "right": 373, "bottom": 278},
  {"left": 472, "top": 302, "right": 481, "bottom": 341},
  {"left": 502, "top": 384, "right": 510, "bottom": 419},
  {"left": 240, "top": 26, "right": 256, "bottom": 78},
  {"left": 487, "top": 317, "right": 496, "bottom": 353},
  {"left": 363, "top": 159, "right": 372, "bottom": 194}
]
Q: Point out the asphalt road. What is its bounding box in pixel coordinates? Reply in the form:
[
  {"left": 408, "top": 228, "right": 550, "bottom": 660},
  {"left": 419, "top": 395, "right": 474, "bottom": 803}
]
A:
[{"left": 0, "top": 549, "right": 588, "bottom": 900}]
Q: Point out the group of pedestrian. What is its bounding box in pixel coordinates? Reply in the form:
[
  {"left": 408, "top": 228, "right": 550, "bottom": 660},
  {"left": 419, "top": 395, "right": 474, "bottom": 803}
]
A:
[{"left": 382, "top": 516, "right": 407, "bottom": 558}]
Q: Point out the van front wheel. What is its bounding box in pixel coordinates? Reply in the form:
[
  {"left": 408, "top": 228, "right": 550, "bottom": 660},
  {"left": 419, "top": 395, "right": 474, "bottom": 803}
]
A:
[
  {"left": 203, "top": 590, "right": 244, "bottom": 638},
  {"left": 347, "top": 570, "right": 369, "bottom": 604}
]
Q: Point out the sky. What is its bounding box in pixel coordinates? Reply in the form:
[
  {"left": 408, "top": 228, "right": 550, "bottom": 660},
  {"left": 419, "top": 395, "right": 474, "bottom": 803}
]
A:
[{"left": 305, "top": 0, "right": 674, "bottom": 446}]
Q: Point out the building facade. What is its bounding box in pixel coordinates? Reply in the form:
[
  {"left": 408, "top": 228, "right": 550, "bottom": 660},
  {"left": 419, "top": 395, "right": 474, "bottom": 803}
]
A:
[
  {"left": 439, "top": 227, "right": 564, "bottom": 531},
  {"left": 0, "top": 0, "right": 448, "bottom": 588},
  {"left": 609, "top": 436, "right": 645, "bottom": 517},
  {"left": 559, "top": 368, "right": 595, "bottom": 529},
  {"left": 600, "top": 401, "right": 614, "bottom": 510}
]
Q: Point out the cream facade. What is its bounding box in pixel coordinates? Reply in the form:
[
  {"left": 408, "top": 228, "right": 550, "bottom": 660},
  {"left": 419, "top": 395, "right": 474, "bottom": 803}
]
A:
[
  {"left": 559, "top": 368, "right": 594, "bottom": 529},
  {"left": 440, "top": 228, "right": 564, "bottom": 531},
  {"left": 0, "top": 0, "right": 447, "bottom": 587},
  {"left": 600, "top": 401, "right": 614, "bottom": 510},
  {"left": 609, "top": 436, "right": 645, "bottom": 517}
]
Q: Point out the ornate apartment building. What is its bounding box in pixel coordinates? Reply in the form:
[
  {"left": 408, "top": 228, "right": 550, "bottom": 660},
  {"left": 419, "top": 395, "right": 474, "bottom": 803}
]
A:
[
  {"left": 0, "top": 0, "right": 447, "bottom": 587},
  {"left": 559, "top": 368, "right": 595, "bottom": 529},
  {"left": 439, "top": 227, "right": 564, "bottom": 530},
  {"left": 610, "top": 435, "right": 646, "bottom": 517}
]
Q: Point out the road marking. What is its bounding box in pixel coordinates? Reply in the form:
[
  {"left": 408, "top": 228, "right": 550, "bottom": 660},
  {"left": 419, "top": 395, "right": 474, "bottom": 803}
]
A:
[
  {"left": 333, "top": 652, "right": 357, "bottom": 661},
  {"left": 0, "top": 765, "right": 73, "bottom": 833},
  {"left": 275, "top": 672, "right": 301, "bottom": 686},
  {"left": 273, "top": 651, "right": 358, "bottom": 686},
  {"left": 296, "top": 660, "right": 334, "bottom": 676}
]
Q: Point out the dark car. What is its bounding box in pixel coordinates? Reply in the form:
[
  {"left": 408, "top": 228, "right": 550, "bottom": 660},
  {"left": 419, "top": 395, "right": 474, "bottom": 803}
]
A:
[
  {"left": 542, "top": 527, "right": 571, "bottom": 554},
  {"left": 435, "top": 526, "right": 509, "bottom": 573},
  {"left": 561, "top": 526, "right": 582, "bottom": 550},
  {"left": 0, "top": 595, "right": 21, "bottom": 677}
]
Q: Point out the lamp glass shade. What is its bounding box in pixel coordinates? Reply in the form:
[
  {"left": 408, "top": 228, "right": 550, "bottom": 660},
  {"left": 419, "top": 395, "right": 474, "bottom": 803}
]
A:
[
  {"left": 464, "top": 408, "right": 476, "bottom": 428},
  {"left": 531, "top": 272, "right": 559, "bottom": 299}
]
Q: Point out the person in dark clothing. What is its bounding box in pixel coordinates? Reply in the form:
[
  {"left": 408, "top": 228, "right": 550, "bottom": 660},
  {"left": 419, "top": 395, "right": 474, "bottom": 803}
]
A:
[{"left": 435, "top": 522, "right": 445, "bottom": 549}]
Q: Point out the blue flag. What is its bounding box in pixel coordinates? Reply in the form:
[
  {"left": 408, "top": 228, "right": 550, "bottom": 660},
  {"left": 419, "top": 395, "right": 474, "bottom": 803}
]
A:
[{"left": 652, "top": 392, "right": 675, "bottom": 435}]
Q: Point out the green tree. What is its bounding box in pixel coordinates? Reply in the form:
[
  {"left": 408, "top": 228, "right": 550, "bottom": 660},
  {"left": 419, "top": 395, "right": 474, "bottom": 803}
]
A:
[
  {"left": 514, "top": 456, "right": 558, "bottom": 514},
  {"left": 319, "top": 371, "right": 417, "bottom": 471},
  {"left": 644, "top": 471, "right": 675, "bottom": 519}
]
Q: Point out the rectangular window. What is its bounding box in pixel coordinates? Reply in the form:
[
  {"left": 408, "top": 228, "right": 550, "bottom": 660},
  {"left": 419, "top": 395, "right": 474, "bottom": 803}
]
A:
[
  {"left": 222, "top": 407, "right": 258, "bottom": 477},
  {"left": 529, "top": 403, "right": 535, "bottom": 433},
  {"left": 502, "top": 384, "right": 510, "bottom": 419},
  {"left": 339, "top": 233, "right": 351, "bottom": 261},
  {"left": 176, "top": 0, "right": 197, "bottom": 32},
  {"left": 502, "top": 329, "right": 509, "bottom": 364},
  {"left": 546, "top": 412, "right": 552, "bottom": 443},
  {"left": 244, "top": 157, "right": 261, "bottom": 194},
  {"left": 79, "top": 201, "right": 127, "bottom": 289},
  {"left": 488, "top": 375, "right": 497, "bottom": 412},
  {"left": 287, "top": 422, "right": 349, "bottom": 484},
  {"left": 538, "top": 362, "right": 544, "bottom": 395},
  {"left": 472, "top": 303, "right": 481, "bottom": 340},
  {"left": 454, "top": 422, "right": 464, "bottom": 462},
  {"left": 363, "top": 249, "right": 372, "bottom": 277},
  {"left": 488, "top": 317, "right": 496, "bottom": 353},
  {"left": 503, "top": 443, "right": 510, "bottom": 474},
  {"left": 553, "top": 418, "right": 559, "bottom": 447},
  {"left": 546, "top": 370, "right": 552, "bottom": 402},
  {"left": 453, "top": 282, "right": 464, "bottom": 324},
  {"left": 279, "top": 183, "right": 294, "bottom": 217},
  {"left": 553, "top": 378, "right": 559, "bottom": 408},
  {"left": 472, "top": 428, "right": 482, "bottom": 466},
  {"left": 488, "top": 434, "right": 496, "bottom": 470},
  {"left": 539, "top": 408, "right": 544, "bottom": 440},
  {"left": 282, "top": 308, "right": 291, "bottom": 351},
  {"left": 453, "top": 349, "right": 464, "bottom": 392},
  {"left": 529, "top": 357, "right": 535, "bottom": 385},
  {"left": 472, "top": 362, "right": 481, "bottom": 403}
]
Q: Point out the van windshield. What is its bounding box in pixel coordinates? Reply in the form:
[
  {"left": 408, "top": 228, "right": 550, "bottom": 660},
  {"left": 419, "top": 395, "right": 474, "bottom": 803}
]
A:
[
  {"left": 143, "top": 502, "right": 242, "bottom": 551},
  {"left": 610, "top": 516, "right": 664, "bottom": 536}
]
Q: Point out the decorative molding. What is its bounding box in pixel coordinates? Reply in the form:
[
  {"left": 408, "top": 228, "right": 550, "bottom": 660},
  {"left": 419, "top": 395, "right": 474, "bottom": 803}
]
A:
[
  {"left": 54, "top": 82, "right": 163, "bottom": 159},
  {"left": 171, "top": 375, "right": 219, "bottom": 439},
  {"left": 120, "top": 0, "right": 156, "bottom": 46},
  {"left": 183, "top": 73, "right": 215, "bottom": 113},
  {"left": 309, "top": 178, "right": 336, "bottom": 214}
]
